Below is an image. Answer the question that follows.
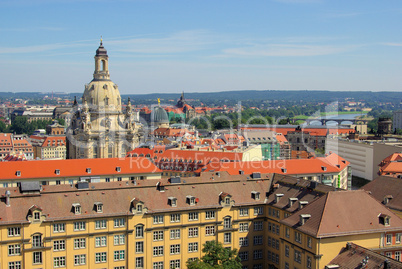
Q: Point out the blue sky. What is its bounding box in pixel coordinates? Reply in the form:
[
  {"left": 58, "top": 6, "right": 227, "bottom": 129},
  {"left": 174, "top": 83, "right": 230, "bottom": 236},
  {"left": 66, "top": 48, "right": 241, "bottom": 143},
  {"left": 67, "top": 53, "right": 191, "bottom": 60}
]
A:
[{"left": 1, "top": 0, "right": 401, "bottom": 94}]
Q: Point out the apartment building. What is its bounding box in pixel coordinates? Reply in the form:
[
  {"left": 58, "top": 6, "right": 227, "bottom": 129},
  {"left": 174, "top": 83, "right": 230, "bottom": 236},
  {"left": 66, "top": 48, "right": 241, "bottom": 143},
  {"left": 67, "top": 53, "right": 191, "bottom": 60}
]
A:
[{"left": 280, "top": 190, "right": 402, "bottom": 269}]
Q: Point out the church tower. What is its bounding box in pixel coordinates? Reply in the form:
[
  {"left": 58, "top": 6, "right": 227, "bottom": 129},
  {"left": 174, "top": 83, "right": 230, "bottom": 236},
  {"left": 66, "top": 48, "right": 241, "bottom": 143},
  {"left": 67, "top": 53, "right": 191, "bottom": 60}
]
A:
[{"left": 67, "top": 39, "right": 142, "bottom": 159}]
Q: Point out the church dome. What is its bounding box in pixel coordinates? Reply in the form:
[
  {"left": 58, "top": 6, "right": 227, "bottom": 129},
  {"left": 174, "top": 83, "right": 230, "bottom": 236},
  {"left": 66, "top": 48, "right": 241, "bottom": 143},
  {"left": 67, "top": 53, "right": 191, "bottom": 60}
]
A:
[{"left": 153, "top": 106, "right": 169, "bottom": 124}]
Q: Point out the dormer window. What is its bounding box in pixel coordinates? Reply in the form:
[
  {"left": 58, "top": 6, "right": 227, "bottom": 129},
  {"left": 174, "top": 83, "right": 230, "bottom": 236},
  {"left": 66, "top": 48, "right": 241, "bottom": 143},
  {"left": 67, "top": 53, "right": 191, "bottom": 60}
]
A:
[
  {"left": 275, "top": 193, "right": 284, "bottom": 203},
  {"left": 225, "top": 197, "right": 230, "bottom": 205},
  {"left": 168, "top": 197, "right": 177, "bottom": 207},
  {"left": 86, "top": 168, "right": 91, "bottom": 174},
  {"left": 299, "top": 201, "right": 308, "bottom": 209},
  {"left": 251, "top": 191, "right": 260, "bottom": 200},
  {"left": 157, "top": 182, "right": 165, "bottom": 192},
  {"left": 55, "top": 169, "right": 60, "bottom": 175},
  {"left": 137, "top": 204, "right": 143, "bottom": 212},
  {"left": 299, "top": 214, "right": 311, "bottom": 225},
  {"left": 72, "top": 203, "right": 81, "bottom": 215},
  {"left": 379, "top": 214, "right": 391, "bottom": 226},
  {"left": 16, "top": 171, "right": 21, "bottom": 177},
  {"left": 116, "top": 167, "right": 121, "bottom": 172},
  {"left": 289, "top": 197, "right": 298, "bottom": 207},
  {"left": 94, "top": 202, "right": 103, "bottom": 213},
  {"left": 321, "top": 166, "right": 327, "bottom": 171},
  {"left": 383, "top": 195, "right": 393, "bottom": 205},
  {"left": 187, "top": 195, "right": 196, "bottom": 205},
  {"left": 281, "top": 168, "right": 287, "bottom": 173}
]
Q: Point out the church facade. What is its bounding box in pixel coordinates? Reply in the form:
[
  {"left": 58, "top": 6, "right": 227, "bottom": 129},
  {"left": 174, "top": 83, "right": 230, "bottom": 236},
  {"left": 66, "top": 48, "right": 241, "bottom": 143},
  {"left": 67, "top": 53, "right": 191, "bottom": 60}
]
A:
[{"left": 67, "top": 40, "right": 141, "bottom": 159}]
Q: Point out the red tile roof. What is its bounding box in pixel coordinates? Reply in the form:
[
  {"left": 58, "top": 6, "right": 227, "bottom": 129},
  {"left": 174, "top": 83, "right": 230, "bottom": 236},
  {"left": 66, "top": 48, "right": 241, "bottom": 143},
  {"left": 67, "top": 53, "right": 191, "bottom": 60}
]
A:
[{"left": 0, "top": 157, "right": 160, "bottom": 181}]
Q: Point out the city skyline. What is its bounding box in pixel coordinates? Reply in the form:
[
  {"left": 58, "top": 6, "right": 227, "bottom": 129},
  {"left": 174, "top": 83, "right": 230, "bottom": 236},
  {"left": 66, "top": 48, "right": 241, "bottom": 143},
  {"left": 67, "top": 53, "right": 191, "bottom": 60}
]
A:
[{"left": 1, "top": 0, "right": 402, "bottom": 94}]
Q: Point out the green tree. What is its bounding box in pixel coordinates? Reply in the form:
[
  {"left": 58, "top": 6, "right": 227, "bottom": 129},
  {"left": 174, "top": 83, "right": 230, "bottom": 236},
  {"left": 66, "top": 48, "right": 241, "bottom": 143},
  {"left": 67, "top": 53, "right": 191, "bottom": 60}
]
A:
[{"left": 186, "top": 241, "right": 242, "bottom": 269}]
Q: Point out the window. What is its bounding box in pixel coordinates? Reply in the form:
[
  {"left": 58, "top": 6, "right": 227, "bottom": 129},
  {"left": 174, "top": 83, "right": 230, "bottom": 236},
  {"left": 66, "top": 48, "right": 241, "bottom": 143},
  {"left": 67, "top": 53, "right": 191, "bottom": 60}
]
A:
[
  {"left": 239, "top": 223, "right": 249, "bottom": 232},
  {"left": 32, "top": 234, "right": 42, "bottom": 248},
  {"left": 307, "top": 237, "right": 312, "bottom": 248},
  {"left": 74, "top": 238, "right": 86, "bottom": 249},
  {"left": 136, "top": 257, "right": 144, "bottom": 268},
  {"left": 285, "top": 245, "right": 289, "bottom": 257},
  {"left": 170, "top": 213, "right": 181, "bottom": 223},
  {"left": 221, "top": 217, "right": 231, "bottom": 229},
  {"left": 386, "top": 234, "right": 392, "bottom": 245},
  {"left": 73, "top": 204, "right": 81, "bottom": 215},
  {"left": 224, "top": 232, "right": 231, "bottom": 244},
  {"left": 188, "top": 242, "right": 198, "bottom": 252},
  {"left": 95, "top": 236, "right": 107, "bottom": 247},
  {"left": 136, "top": 242, "right": 144, "bottom": 253},
  {"left": 170, "top": 229, "right": 181, "bottom": 239},
  {"left": 239, "top": 237, "right": 249, "bottom": 247},
  {"left": 95, "top": 203, "right": 103, "bottom": 213},
  {"left": 253, "top": 250, "right": 262, "bottom": 260},
  {"left": 253, "top": 235, "right": 263, "bottom": 245},
  {"left": 395, "top": 251, "right": 401, "bottom": 261},
  {"left": 188, "top": 227, "right": 199, "bottom": 237},
  {"left": 114, "top": 250, "right": 125, "bottom": 261},
  {"left": 74, "top": 221, "right": 86, "bottom": 231},
  {"left": 53, "top": 240, "right": 65, "bottom": 251},
  {"left": 34, "top": 212, "right": 40, "bottom": 221},
  {"left": 254, "top": 221, "right": 263, "bottom": 231},
  {"left": 205, "top": 211, "right": 215, "bottom": 219},
  {"left": 285, "top": 227, "right": 290, "bottom": 238},
  {"left": 8, "top": 244, "right": 21, "bottom": 255},
  {"left": 206, "top": 225, "right": 215, "bottom": 236},
  {"left": 295, "top": 231, "right": 302, "bottom": 244},
  {"left": 397, "top": 233, "right": 402, "bottom": 244},
  {"left": 239, "top": 207, "right": 249, "bottom": 216},
  {"left": 153, "top": 230, "right": 164, "bottom": 241},
  {"left": 53, "top": 257, "right": 66, "bottom": 268},
  {"left": 294, "top": 250, "right": 301, "bottom": 263},
  {"left": 153, "top": 215, "right": 164, "bottom": 224},
  {"left": 386, "top": 252, "right": 392, "bottom": 258},
  {"left": 188, "top": 212, "right": 198, "bottom": 221},
  {"left": 239, "top": 251, "right": 249, "bottom": 261},
  {"left": 8, "top": 227, "right": 20, "bottom": 237},
  {"left": 114, "top": 218, "right": 125, "bottom": 227},
  {"left": 307, "top": 256, "right": 312, "bottom": 269},
  {"left": 153, "top": 246, "right": 164, "bottom": 256},
  {"left": 95, "top": 252, "right": 107, "bottom": 263},
  {"left": 170, "top": 259, "right": 180, "bottom": 269},
  {"left": 170, "top": 244, "right": 181, "bottom": 254},
  {"left": 8, "top": 261, "right": 21, "bottom": 269},
  {"left": 33, "top": 251, "right": 42, "bottom": 264},
  {"left": 114, "top": 234, "right": 125, "bottom": 245},
  {"left": 74, "top": 254, "right": 86, "bottom": 265},
  {"left": 285, "top": 262, "right": 289, "bottom": 269},
  {"left": 153, "top": 261, "right": 164, "bottom": 269},
  {"left": 136, "top": 225, "right": 144, "bottom": 238},
  {"left": 254, "top": 206, "right": 263, "bottom": 215},
  {"left": 95, "top": 219, "right": 107, "bottom": 229},
  {"left": 53, "top": 223, "right": 65, "bottom": 233},
  {"left": 225, "top": 197, "right": 231, "bottom": 205}
]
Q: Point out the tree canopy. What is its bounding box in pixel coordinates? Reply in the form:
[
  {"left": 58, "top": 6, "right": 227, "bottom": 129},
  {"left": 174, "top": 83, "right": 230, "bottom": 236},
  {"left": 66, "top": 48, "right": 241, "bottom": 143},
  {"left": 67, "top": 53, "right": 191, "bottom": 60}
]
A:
[{"left": 186, "top": 241, "right": 242, "bottom": 269}]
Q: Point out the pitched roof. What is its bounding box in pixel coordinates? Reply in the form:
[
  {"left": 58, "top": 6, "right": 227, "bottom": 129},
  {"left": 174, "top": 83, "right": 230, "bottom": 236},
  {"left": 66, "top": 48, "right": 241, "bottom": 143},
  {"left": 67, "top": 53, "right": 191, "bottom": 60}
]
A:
[
  {"left": 327, "top": 242, "right": 402, "bottom": 268},
  {"left": 280, "top": 190, "right": 402, "bottom": 238},
  {"left": 204, "top": 153, "right": 349, "bottom": 176},
  {"left": 0, "top": 172, "right": 274, "bottom": 224},
  {"left": 361, "top": 175, "right": 402, "bottom": 212},
  {"left": 0, "top": 157, "right": 160, "bottom": 181}
]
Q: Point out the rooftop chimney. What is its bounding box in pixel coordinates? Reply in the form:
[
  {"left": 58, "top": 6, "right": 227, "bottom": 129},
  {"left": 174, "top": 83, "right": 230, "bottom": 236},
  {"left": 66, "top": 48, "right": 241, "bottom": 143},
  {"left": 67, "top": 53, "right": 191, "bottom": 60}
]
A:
[{"left": 5, "top": 190, "right": 10, "bottom": 207}]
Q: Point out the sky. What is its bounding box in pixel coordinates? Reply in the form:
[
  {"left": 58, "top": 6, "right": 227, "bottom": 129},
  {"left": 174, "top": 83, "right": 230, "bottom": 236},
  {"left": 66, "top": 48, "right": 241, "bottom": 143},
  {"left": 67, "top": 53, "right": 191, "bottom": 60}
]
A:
[{"left": 0, "top": 0, "right": 402, "bottom": 94}]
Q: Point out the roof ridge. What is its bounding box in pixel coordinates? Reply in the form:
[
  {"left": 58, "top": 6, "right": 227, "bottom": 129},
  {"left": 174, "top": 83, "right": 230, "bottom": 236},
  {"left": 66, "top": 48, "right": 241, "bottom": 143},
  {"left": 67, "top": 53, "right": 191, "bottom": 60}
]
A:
[{"left": 316, "top": 191, "right": 331, "bottom": 237}]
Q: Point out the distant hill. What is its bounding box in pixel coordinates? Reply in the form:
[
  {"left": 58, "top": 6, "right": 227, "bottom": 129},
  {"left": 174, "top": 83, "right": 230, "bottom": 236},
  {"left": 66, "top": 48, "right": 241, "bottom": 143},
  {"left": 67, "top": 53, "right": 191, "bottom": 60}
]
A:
[{"left": 1, "top": 90, "right": 401, "bottom": 104}]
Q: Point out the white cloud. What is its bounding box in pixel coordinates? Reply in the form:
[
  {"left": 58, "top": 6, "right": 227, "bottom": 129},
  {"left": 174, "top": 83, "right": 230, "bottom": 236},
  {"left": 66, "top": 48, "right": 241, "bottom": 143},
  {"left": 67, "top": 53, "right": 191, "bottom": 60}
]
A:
[{"left": 382, "top": 42, "right": 402, "bottom": 47}]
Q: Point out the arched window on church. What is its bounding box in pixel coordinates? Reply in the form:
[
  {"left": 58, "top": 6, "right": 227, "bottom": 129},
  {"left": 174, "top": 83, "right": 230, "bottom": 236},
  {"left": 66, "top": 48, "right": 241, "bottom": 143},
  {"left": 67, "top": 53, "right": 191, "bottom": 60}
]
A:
[
  {"left": 101, "top": 60, "right": 106, "bottom": 71},
  {"left": 105, "top": 97, "right": 109, "bottom": 106}
]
